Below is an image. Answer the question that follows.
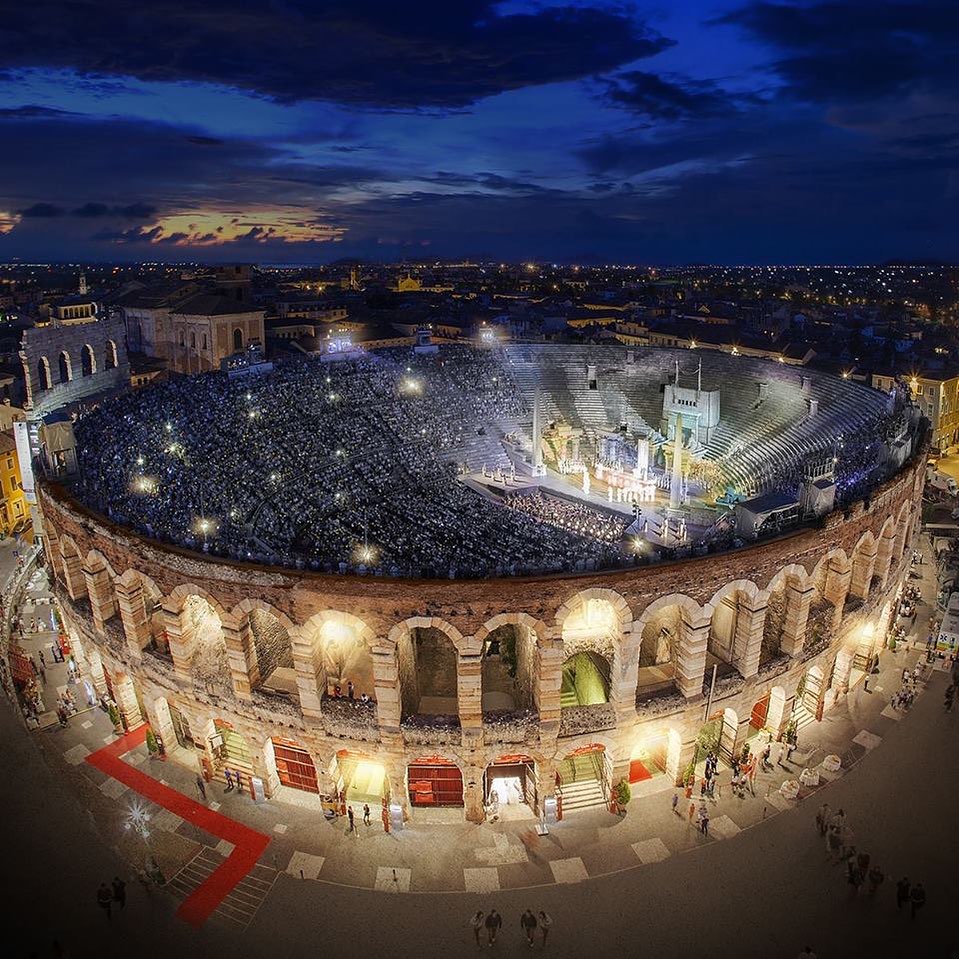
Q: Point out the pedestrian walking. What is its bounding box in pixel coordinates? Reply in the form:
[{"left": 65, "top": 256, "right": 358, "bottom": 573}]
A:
[
  {"left": 538, "top": 911, "right": 552, "bottom": 947},
  {"left": 347, "top": 805, "right": 355, "bottom": 833},
  {"left": 38, "top": 649, "right": 45, "bottom": 667},
  {"left": 867, "top": 865, "right": 884, "bottom": 897},
  {"left": 910, "top": 882, "right": 926, "bottom": 920},
  {"left": 470, "top": 911, "right": 484, "bottom": 947},
  {"left": 224, "top": 768, "right": 234, "bottom": 791},
  {"left": 111, "top": 876, "right": 126, "bottom": 910},
  {"left": 687, "top": 800, "right": 696, "bottom": 824},
  {"left": 347, "top": 680, "right": 355, "bottom": 699},
  {"left": 671, "top": 793, "right": 679, "bottom": 815},
  {"left": 234, "top": 769, "right": 243, "bottom": 794},
  {"left": 485, "top": 909, "right": 502, "bottom": 945},
  {"left": 520, "top": 909, "right": 537, "bottom": 947},
  {"left": 700, "top": 810, "right": 710, "bottom": 836},
  {"left": 96, "top": 883, "right": 113, "bottom": 920},
  {"left": 363, "top": 803, "right": 371, "bottom": 826},
  {"left": 195, "top": 776, "right": 207, "bottom": 801},
  {"left": 816, "top": 803, "right": 830, "bottom": 837},
  {"left": 896, "top": 877, "right": 910, "bottom": 910}
]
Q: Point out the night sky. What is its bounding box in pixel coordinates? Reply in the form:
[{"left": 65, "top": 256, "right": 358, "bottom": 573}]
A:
[{"left": 0, "top": 1, "right": 957, "bottom": 265}]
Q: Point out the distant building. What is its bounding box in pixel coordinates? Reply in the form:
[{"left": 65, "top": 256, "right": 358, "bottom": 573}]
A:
[
  {"left": 0, "top": 429, "right": 28, "bottom": 535},
  {"left": 18, "top": 295, "right": 129, "bottom": 416},
  {"left": 872, "top": 370, "right": 959, "bottom": 450}
]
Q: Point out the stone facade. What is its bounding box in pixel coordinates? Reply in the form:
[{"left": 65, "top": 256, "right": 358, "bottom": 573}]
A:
[{"left": 38, "top": 453, "right": 923, "bottom": 824}]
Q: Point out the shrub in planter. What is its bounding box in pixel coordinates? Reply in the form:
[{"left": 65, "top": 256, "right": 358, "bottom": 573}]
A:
[
  {"left": 615, "top": 780, "right": 631, "bottom": 806},
  {"left": 145, "top": 728, "right": 159, "bottom": 754},
  {"left": 107, "top": 703, "right": 121, "bottom": 729}
]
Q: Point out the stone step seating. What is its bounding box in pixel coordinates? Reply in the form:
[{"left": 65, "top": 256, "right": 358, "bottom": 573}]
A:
[{"left": 559, "top": 778, "right": 607, "bottom": 810}]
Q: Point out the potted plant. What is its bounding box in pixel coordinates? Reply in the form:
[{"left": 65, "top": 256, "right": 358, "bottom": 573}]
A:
[
  {"left": 611, "top": 779, "right": 631, "bottom": 815},
  {"left": 145, "top": 728, "right": 159, "bottom": 757},
  {"left": 107, "top": 702, "right": 122, "bottom": 733}
]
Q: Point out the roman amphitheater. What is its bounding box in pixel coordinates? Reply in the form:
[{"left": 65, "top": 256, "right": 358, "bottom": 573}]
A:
[{"left": 36, "top": 344, "right": 925, "bottom": 824}]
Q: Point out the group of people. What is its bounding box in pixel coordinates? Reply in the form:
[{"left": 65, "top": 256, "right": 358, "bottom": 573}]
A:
[
  {"left": 816, "top": 804, "right": 926, "bottom": 917},
  {"left": 470, "top": 908, "right": 552, "bottom": 948},
  {"left": 503, "top": 491, "right": 628, "bottom": 547},
  {"left": 891, "top": 663, "right": 925, "bottom": 710},
  {"left": 73, "top": 346, "right": 631, "bottom": 578},
  {"left": 94, "top": 877, "right": 126, "bottom": 920}
]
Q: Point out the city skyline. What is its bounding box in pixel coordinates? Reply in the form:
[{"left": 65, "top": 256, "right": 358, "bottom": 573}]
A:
[{"left": 1, "top": 0, "right": 957, "bottom": 265}]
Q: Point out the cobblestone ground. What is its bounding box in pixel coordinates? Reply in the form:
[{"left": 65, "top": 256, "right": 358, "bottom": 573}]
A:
[{"left": 1, "top": 537, "right": 956, "bottom": 958}]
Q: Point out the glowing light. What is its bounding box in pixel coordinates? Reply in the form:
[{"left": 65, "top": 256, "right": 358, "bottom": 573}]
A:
[
  {"left": 165, "top": 422, "right": 173, "bottom": 432},
  {"left": 354, "top": 543, "right": 378, "bottom": 565}
]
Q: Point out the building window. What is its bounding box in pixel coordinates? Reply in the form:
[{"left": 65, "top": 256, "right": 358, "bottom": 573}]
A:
[
  {"left": 81, "top": 344, "right": 96, "bottom": 377},
  {"left": 37, "top": 356, "right": 51, "bottom": 391},
  {"left": 104, "top": 340, "right": 118, "bottom": 370},
  {"left": 233, "top": 328, "right": 244, "bottom": 351}
]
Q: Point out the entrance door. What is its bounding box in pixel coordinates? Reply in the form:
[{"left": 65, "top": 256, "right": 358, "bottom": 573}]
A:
[
  {"left": 408, "top": 757, "right": 464, "bottom": 807},
  {"left": 214, "top": 719, "right": 250, "bottom": 766},
  {"left": 272, "top": 738, "right": 318, "bottom": 793},
  {"left": 750, "top": 695, "right": 769, "bottom": 732},
  {"left": 484, "top": 756, "right": 536, "bottom": 809},
  {"left": 168, "top": 703, "right": 194, "bottom": 748}
]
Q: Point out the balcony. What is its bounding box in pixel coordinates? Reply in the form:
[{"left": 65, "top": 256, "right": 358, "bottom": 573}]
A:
[
  {"left": 483, "top": 707, "right": 538, "bottom": 744},
  {"left": 559, "top": 702, "right": 616, "bottom": 738},
  {"left": 320, "top": 694, "right": 378, "bottom": 742},
  {"left": 401, "top": 712, "right": 461, "bottom": 746}
]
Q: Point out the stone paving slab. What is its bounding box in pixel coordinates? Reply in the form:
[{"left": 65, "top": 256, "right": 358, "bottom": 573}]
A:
[
  {"left": 853, "top": 730, "right": 883, "bottom": 750},
  {"left": 215, "top": 839, "right": 235, "bottom": 856},
  {"left": 286, "top": 851, "right": 324, "bottom": 880},
  {"left": 549, "top": 857, "right": 589, "bottom": 884},
  {"left": 881, "top": 705, "right": 903, "bottom": 721},
  {"left": 464, "top": 867, "right": 500, "bottom": 892},
  {"left": 152, "top": 808, "right": 184, "bottom": 832},
  {"left": 632, "top": 837, "right": 671, "bottom": 864},
  {"left": 98, "top": 777, "right": 128, "bottom": 799},
  {"left": 63, "top": 743, "right": 90, "bottom": 765},
  {"left": 273, "top": 823, "right": 288, "bottom": 834},
  {"left": 709, "top": 815, "right": 742, "bottom": 840},
  {"left": 474, "top": 837, "right": 529, "bottom": 865},
  {"left": 375, "top": 866, "right": 411, "bottom": 893}
]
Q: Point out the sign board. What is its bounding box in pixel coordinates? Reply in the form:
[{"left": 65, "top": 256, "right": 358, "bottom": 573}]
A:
[{"left": 251, "top": 776, "right": 266, "bottom": 803}]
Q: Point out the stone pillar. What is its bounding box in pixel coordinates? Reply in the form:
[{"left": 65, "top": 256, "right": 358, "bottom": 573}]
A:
[
  {"left": 82, "top": 565, "right": 116, "bottom": 634},
  {"left": 824, "top": 564, "right": 852, "bottom": 628},
  {"left": 291, "top": 627, "right": 322, "bottom": 723},
  {"left": 675, "top": 611, "right": 710, "bottom": 700},
  {"left": 766, "top": 687, "right": 788, "bottom": 737},
  {"left": 875, "top": 532, "right": 895, "bottom": 587},
  {"left": 780, "top": 583, "right": 813, "bottom": 658},
  {"left": 830, "top": 647, "right": 855, "bottom": 697},
  {"left": 893, "top": 519, "right": 909, "bottom": 564},
  {"left": 113, "top": 673, "right": 144, "bottom": 730},
  {"left": 536, "top": 758, "right": 558, "bottom": 811},
  {"left": 115, "top": 577, "right": 149, "bottom": 660},
  {"left": 161, "top": 602, "right": 194, "bottom": 686},
  {"left": 849, "top": 548, "right": 877, "bottom": 601},
  {"left": 385, "top": 757, "right": 410, "bottom": 819},
  {"left": 61, "top": 552, "right": 85, "bottom": 601},
  {"left": 87, "top": 648, "right": 108, "bottom": 698},
  {"left": 463, "top": 759, "right": 485, "bottom": 824},
  {"left": 733, "top": 595, "right": 767, "bottom": 679},
  {"left": 372, "top": 644, "right": 402, "bottom": 738},
  {"left": 222, "top": 614, "right": 259, "bottom": 702},
  {"left": 457, "top": 653, "right": 483, "bottom": 742},
  {"left": 609, "top": 626, "right": 641, "bottom": 724},
  {"left": 145, "top": 697, "right": 177, "bottom": 753},
  {"left": 536, "top": 639, "right": 564, "bottom": 731},
  {"left": 671, "top": 737, "right": 698, "bottom": 786}
]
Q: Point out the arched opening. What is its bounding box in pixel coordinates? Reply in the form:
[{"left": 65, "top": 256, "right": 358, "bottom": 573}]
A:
[
  {"left": 36, "top": 356, "right": 51, "bottom": 391},
  {"left": 560, "top": 595, "right": 622, "bottom": 708},
  {"left": 629, "top": 728, "right": 678, "bottom": 784},
  {"left": 184, "top": 595, "right": 230, "bottom": 698},
  {"left": 483, "top": 754, "right": 537, "bottom": 819},
  {"left": 332, "top": 749, "right": 387, "bottom": 806},
  {"left": 637, "top": 605, "right": 681, "bottom": 695},
  {"left": 104, "top": 339, "right": 118, "bottom": 370},
  {"left": 207, "top": 718, "right": 251, "bottom": 786},
  {"left": 81, "top": 343, "right": 96, "bottom": 377},
  {"left": 398, "top": 626, "right": 458, "bottom": 719},
  {"left": 267, "top": 737, "right": 318, "bottom": 794},
  {"left": 560, "top": 651, "right": 610, "bottom": 706},
  {"left": 249, "top": 608, "right": 296, "bottom": 700},
  {"left": 304, "top": 613, "right": 375, "bottom": 702},
  {"left": 480, "top": 623, "right": 535, "bottom": 717},
  {"left": 58, "top": 350, "right": 72, "bottom": 383},
  {"left": 233, "top": 327, "right": 244, "bottom": 351},
  {"left": 557, "top": 743, "right": 609, "bottom": 813},
  {"left": 762, "top": 582, "right": 788, "bottom": 663},
  {"left": 407, "top": 755, "right": 463, "bottom": 808},
  {"left": 707, "top": 586, "right": 758, "bottom": 679},
  {"left": 190, "top": 332, "right": 197, "bottom": 350}
]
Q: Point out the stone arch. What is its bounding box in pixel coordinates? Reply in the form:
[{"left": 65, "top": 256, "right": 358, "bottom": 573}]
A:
[
  {"left": 705, "top": 579, "right": 768, "bottom": 679},
  {"left": 474, "top": 613, "right": 548, "bottom": 718},
  {"left": 388, "top": 616, "right": 467, "bottom": 722},
  {"left": 233, "top": 327, "right": 244, "bottom": 351},
  {"left": 80, "top": 343, "right": 96, "bottom": 377},
  {"left": 58, "top": 350, "right": 72, "bottom": 383},
  {"left": 874, "top": 515, "right": 897, "bottom": 587},
  {"left": 811, "top": 548, "right": 851, "bottom": 623},
  {"left": 893, "top": 501, "right": 912, "bottom": 562},
  {"left": 161, "top": 586, "right": 230, "bottom": 695},
  {"left": 263, "top": 734, "right": 320, "bottom": 795},
  {"left": 105, "top": 339, "right": 118, "bottom": 370},
  {"left": 300, "top": 609, "right": 377, "bottom": 703},
  {"left": 634, "top": 594, "right": 707, "bottom": 699},
  {"left": 223, "top": 600, "right": 298, "bottom": 702},
  {"left": 36, "top": 356, "right": 51, "bottom": 391}
]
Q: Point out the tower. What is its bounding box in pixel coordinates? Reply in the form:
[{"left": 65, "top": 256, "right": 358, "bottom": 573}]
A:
[
  {"left": 669, "top": 413, "right": 684, "bottom": 508},
  {"left": 78, "top": 272, "right": 87, "bottom": 296}
]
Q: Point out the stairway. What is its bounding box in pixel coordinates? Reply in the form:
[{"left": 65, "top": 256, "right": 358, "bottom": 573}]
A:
[{"left": 559, "top": 777, "right": 607, "bottom": 810}]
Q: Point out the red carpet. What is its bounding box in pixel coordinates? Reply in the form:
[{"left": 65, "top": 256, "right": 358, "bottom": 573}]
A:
[
  {"left": 85, "top": 726, "right": 271, "bottom": 927},
  {"left": 629, "top": 760, "right": 653, "bottom": 783}
]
